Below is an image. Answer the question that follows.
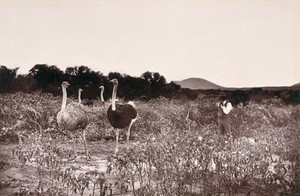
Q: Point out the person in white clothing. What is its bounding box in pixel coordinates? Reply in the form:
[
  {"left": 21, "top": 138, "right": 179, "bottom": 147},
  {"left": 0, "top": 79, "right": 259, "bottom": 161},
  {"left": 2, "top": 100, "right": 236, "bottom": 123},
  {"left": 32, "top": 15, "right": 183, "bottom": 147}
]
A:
[{"left": 217, "top": 98, "right": 233, "bottom": 135}]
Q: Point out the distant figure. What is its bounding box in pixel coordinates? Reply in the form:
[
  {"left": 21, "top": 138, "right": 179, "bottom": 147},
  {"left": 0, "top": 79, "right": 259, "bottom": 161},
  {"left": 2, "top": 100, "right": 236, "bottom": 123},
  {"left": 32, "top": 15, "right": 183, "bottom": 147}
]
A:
[{"left": 217, "top": 99, "right": 233, "bottom": 135}]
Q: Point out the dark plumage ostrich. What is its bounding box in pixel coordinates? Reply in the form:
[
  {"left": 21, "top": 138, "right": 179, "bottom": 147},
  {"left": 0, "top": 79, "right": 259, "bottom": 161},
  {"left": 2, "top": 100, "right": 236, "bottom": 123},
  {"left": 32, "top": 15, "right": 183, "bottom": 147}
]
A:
[
  {"left": 56, "top": 81, "right": 90, "bottom": 158},
  {"left": 107, "top": 79, "right": 137, "bottom": 153}
]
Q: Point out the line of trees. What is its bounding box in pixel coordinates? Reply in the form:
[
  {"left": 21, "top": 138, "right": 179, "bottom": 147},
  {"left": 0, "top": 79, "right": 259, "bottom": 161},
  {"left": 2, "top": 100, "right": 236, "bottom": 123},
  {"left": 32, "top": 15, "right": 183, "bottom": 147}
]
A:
[
  {"left": 0, "top": 64, "right": 181, "bottom": 100},
  {"left": 1, "top": 64, "right": 299, "bottom": 104}
]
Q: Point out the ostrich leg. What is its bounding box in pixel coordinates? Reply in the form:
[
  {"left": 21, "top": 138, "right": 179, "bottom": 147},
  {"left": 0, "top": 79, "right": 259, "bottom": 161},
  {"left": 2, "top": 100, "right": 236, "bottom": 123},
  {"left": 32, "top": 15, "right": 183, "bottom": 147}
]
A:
[
  {"left": 126, "top": 118, "right": 136, "bottom": 142},
  {"left": 82, "top": 129, "right": 90, "bottom": 159},
  {"left": 71, "top": 134, "right": 77, "bottom": 158},
  {"left": 115, "top": 129, "right": 119, "bottom": 154}
]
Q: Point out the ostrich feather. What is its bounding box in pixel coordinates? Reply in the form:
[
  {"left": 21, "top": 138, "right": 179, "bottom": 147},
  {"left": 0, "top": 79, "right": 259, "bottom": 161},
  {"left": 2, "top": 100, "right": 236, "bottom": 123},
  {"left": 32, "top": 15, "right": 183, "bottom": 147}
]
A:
[
  {"left": 107, "top": 104, "right": 137, "bottom": 129},
  {"left": 57, "top": 104, "right": 88, "bottom": 131}
]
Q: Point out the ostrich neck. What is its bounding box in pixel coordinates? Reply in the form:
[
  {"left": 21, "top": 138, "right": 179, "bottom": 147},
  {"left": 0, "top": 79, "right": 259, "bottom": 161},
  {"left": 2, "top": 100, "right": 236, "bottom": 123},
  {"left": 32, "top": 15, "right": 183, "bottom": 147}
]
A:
[
  {"left": 78, "top": 91, "right": 82, "bottom": 103},
  {"left": 61, "top": 87, "right": 67, "bottom": 110},
  {"left": 112, "top": 84, "right": 117, "bottom": 111},
  {"left": 100, "top": 89, "right": 104, "bottom": 102}
]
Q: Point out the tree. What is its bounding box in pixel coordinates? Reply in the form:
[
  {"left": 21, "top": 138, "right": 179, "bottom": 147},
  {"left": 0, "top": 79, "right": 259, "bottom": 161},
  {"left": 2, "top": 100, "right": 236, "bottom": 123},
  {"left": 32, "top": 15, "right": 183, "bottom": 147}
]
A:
[
  {"left": 141, "top": 71, "right": 167, "bottom": 98},
  {"left": 162, "top": 81, "right": 181, "bottom": 98},
  {"left": 0, "top": 65, "right": 19, "bottom": 93},
  {"left": 29, "top": 64, "right": 63, "bottom": 94},
  {"left": 141, "top": 71, "right": 152, "bottom": 82},
  {"left": 13, "top": 74, "right": 37, "bottom": 93},
  {"left": 64, "top": 66, "right": 103, "bottom": 99},
  {"left": 121, "top": 75, "right": 150, "bottom": 100},
  {"left": 108, "top": 72, "right": 123, "bottom": 81}
]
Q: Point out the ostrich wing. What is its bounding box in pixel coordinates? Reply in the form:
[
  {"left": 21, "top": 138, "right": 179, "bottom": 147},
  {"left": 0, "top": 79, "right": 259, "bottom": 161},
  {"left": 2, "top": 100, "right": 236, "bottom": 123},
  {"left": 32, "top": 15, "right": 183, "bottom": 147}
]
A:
[
  {"left": 107, "top": 104, "right": 137, "bottom": 129},
  {"left": 57, "top": 105, "right": 88, "bottom": 130}
]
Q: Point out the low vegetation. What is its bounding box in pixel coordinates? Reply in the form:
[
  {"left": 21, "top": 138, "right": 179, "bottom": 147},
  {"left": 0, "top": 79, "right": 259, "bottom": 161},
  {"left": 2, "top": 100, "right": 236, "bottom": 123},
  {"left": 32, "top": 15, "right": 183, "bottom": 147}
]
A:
[{"left": 0, "top": 91, "right": 299, "bottom": 195}]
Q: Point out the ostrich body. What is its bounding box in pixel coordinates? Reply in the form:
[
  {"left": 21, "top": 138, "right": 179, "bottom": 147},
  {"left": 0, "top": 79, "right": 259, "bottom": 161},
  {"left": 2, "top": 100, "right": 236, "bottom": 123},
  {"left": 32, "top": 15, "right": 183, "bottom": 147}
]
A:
[
  {"left": 217, "top": 100, "right": 233, "bottom": 135},
  {"left": 57, "top": 81, "right": 90, "bottom": 158},
  {"left": 107, "top": 79, "right": 137, "bottom": 153}
]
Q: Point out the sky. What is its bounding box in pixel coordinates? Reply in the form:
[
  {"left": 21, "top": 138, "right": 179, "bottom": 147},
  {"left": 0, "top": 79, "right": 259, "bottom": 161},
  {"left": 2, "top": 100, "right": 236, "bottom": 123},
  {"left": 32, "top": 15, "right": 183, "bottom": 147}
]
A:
[{"left": 0, "top": 0, "right": 299, "bottom": 88}]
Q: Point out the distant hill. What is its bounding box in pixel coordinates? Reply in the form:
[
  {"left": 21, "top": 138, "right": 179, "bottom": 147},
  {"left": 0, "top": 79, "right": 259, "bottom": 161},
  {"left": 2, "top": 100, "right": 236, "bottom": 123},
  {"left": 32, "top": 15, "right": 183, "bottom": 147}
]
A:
[
  {"left": 174, "top": 77, "right": 225, "bottom": 90},
  {"left": 291, "top": 83, "right": 300, "bottom": 89},
  {"left": 174, "top": 77, "right": 300, "bottom": 91}
]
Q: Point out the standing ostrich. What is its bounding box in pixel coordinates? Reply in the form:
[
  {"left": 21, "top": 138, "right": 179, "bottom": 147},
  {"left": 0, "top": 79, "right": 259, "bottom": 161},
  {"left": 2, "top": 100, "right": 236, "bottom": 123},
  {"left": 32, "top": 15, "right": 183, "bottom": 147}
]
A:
[
  {"left": 107, "top": 79, "right": 137, "bottom": 153},
  {"left": 99, "top": 86, "right": 105, "bottom": 102},
  {"left": 78, "top": 88, "right": 83, "bottom": 104},
  {"left": 78, "top": 88, "right": 94, "bottom": 106},
  {"left": 57, "top": 81, "right": 90, "bottom": 158},
  {"left": 217, "top": 99, "right": 233, "bottom": 135}
]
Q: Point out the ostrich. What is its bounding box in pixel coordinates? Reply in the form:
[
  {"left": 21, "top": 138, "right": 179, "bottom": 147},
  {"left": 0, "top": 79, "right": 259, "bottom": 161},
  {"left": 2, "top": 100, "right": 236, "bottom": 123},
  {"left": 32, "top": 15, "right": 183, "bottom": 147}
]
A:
[
  {"left": 78, "top": 88, "right": 83, "bottom": 104},
  {"left": 100, "top": 85, "right": 120, "bottom": 104},
  {"left": 56, "top": 81, "right": 90, "bottom": 158},
  {"left": 107, "top": 78, "right": 137, "bottom": 153},
  {"left": 99, "top": 85, "right": 105, "bottom": 102},
  {"left": 217, "top": 99, "right": 233, "bottom": 135},
  {"left": 78, "top": 88, "right": 94, "bottom": 106}
]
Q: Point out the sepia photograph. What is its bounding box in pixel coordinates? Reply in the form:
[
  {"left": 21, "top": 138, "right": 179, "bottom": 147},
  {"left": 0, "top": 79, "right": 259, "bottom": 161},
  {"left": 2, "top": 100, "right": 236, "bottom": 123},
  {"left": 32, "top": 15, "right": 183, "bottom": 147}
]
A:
[{"left": 0, "top": 0, "right": 300, "bottom": 195}]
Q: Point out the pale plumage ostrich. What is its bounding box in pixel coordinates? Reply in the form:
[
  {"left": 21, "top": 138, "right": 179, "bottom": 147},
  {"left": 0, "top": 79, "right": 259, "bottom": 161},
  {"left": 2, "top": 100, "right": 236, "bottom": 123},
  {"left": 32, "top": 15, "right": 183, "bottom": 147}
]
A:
[
  {"left": 78, "top": 88, "right": 94, "bottom": 106},
  {"left": 56, "top": 81, "right": 90, "bottom": 158},
  {"left": 217, "top": 100, "right": 233, "bottom": 135},
  {"left": 99, "top": 85, "right": 119, "bottom": 104},
  {"left": 78, "top": 88, "right": 83, "bottom": 104},
  {"left": 99, "top": 86, "right": 105, "bottom": 102},
  {"left": 107, "top": 79, "right": 137, "bottom": 153}
]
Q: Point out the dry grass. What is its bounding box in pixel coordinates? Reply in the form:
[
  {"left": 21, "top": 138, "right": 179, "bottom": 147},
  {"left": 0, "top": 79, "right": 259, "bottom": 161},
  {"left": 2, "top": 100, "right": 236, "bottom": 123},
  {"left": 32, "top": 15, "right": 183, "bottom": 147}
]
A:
[{"left": 0, "top": 92, "right": 299, "bottom": 195}]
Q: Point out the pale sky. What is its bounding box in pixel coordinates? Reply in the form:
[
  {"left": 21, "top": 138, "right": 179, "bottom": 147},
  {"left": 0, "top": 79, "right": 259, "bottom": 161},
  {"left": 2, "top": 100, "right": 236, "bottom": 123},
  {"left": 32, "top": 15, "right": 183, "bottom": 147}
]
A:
[{"left": 0, "top": 0, "right": 299, "bottom": 87}]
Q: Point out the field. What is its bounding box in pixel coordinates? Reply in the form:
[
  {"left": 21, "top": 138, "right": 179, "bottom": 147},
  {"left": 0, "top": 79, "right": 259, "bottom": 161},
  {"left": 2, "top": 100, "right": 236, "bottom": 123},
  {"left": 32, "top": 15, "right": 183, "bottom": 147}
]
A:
[{"left": 0, "top": 92, "right": 299, "bottom": 195}]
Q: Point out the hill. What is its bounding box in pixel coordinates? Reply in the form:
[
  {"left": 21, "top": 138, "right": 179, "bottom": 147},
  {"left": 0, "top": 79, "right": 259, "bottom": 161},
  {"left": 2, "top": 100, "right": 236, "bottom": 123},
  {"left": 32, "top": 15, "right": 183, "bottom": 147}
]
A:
[
  {"left": 174, "top": 78, "right": 300, "bottom": 91},
  {"left": 174, "top": 77, "right": 225, "bottom": 90},
  {"left": 291, "top": 83, "right": 300, "bottom": 89}
]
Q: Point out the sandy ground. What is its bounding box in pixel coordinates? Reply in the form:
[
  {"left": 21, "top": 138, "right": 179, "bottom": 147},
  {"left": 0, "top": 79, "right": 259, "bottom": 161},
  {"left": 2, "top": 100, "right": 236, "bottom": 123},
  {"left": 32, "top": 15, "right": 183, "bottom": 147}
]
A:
[
  {"left": 0, "top": 144, "right": 38, "bottom": 195},
  {"left": 0, "top": 141, "right": 135, "bottom": 196}
]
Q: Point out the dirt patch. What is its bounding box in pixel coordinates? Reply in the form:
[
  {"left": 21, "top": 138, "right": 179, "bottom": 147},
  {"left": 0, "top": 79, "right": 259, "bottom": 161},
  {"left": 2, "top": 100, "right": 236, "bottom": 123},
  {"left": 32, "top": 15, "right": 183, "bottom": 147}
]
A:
[
  {"left": 0, "top": 144, "right": 38, "bottom": 195},
  {"left": 0, "top": 140, "right": 136, "bottom": 196}
]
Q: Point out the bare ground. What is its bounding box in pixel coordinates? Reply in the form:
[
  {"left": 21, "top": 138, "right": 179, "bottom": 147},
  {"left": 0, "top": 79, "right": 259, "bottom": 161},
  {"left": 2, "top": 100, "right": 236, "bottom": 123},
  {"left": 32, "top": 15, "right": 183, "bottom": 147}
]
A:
[{"left": 0, "top": 140, "right": 136, "bottom": 196}]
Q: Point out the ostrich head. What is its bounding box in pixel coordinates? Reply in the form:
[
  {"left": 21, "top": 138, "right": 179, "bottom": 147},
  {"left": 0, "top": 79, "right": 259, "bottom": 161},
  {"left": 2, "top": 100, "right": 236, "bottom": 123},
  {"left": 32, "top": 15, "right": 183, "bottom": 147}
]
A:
[
  {"left": 61, "top": 81, "right": 70, "bottom": 89},
  {"left": 78, "top": 88, "right": 83, "bottom": 92},
  {"left": 99, "top": 85, "right": 104, "bottom": 90},
  {"left": 110, "top": 78, "right": 118, "bottom": 85}
]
